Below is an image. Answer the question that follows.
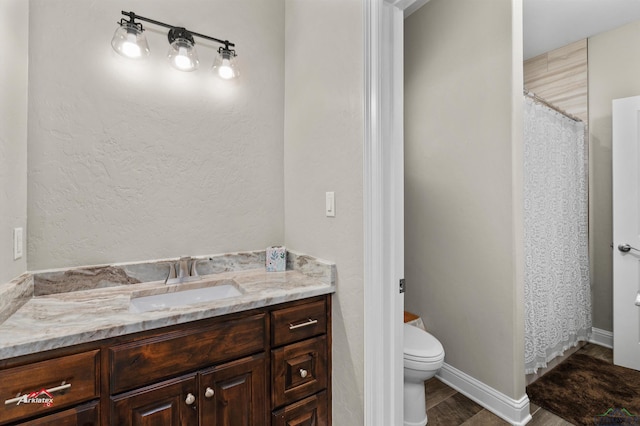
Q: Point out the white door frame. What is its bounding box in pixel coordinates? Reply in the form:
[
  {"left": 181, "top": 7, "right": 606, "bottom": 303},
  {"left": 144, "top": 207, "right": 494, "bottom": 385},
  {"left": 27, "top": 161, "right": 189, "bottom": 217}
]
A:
[{"left": 364, "top": 1, "right": 417, "bottom": 424}]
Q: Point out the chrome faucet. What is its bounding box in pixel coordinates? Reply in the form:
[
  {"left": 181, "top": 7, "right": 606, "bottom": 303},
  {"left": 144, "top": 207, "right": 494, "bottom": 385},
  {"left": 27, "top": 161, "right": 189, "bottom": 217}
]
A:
[{"left": 165, "top": 256, "right": 200, "bottom": 284}]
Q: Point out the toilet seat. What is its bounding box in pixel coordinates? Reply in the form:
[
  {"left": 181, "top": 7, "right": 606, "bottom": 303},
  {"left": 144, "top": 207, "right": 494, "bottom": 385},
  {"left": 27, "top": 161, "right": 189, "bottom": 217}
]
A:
[{"left": 403, "top": 323, "right": 444, "bottom": 364}]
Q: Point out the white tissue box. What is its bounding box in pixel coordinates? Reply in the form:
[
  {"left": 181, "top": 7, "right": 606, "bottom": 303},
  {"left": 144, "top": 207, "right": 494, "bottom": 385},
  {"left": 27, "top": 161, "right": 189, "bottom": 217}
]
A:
[{"left": 266, "top": 246, "right": 286, "bottom": 272}]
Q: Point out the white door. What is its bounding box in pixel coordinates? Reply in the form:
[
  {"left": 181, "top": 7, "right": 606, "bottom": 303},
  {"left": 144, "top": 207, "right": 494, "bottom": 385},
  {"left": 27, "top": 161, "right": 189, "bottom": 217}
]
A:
[{"left": 613, "top": 96, "right": 640, "bottom": 371}]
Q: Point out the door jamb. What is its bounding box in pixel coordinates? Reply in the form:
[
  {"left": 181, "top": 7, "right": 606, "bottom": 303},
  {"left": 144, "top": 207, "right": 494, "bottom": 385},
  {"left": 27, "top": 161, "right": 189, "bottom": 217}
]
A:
[{"left": 363, "top": 1, "right": 416, "bottom": 424}]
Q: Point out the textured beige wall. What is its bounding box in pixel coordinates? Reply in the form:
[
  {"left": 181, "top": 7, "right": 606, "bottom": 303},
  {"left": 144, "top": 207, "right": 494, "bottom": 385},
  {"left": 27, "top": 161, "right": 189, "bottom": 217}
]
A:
[
  {"left": 404, "top": 0, "right": 525, "bottom": 399},
  {"left": 283, "top": 0, "right": 364, "bottom": 423},
  {"left": 588, "top": 20, "right": 640, "bottom": 332},
  {"left": 0, "top": 0, "right": 29, "bottom": 283},
  {"left": 27, "top": 0, "right": 285, "bottom": 270}
]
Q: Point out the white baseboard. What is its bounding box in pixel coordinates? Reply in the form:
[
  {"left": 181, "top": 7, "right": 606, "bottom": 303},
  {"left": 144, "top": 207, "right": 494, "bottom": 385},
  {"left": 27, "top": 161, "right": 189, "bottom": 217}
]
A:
[
  {"left": 589, "top": 327, "right": 613, "bottom": 349},
  {"left": 436, "top": 363, "right": 532, "bottom": 425}
]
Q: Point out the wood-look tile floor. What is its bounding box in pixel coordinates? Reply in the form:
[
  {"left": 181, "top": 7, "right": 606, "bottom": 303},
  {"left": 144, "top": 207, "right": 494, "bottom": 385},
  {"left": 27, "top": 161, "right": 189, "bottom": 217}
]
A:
[{"left": 423, "top": 343, "right": 613, "bottom": 425}]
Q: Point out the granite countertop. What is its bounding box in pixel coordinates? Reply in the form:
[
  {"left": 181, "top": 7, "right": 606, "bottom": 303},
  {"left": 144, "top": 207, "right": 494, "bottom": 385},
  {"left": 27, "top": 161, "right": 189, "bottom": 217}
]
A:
[{"left": 0, "top": 250, "right": 335, "bottom": 361}]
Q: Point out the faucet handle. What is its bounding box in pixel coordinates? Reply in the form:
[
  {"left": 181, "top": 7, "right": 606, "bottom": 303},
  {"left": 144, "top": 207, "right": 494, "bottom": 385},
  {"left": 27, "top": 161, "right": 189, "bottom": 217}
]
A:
[
  {"left": 165, "top": 262, "right": 177, "bottom": 284},
  {"left": 190, "top": 259, "right": 199, "bottom": 277},
  {"left": 178, "top": 256, "right": 190, "bottom": 278}
]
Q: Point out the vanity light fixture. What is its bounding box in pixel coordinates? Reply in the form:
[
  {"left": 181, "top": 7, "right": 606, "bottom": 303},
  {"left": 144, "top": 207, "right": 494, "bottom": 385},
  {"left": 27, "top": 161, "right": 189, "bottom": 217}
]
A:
[
  {"left": 111, "top": 11, "right": 238, "bottom": 78},
  {"left": 167, "top": 27, "right": 199, "bottom": 71},
  {"left": 212, "top": 43, "right": 239, "bottom": 80},
  {"left": 111, "top": 19, "right": 149, "bottom": 59}
]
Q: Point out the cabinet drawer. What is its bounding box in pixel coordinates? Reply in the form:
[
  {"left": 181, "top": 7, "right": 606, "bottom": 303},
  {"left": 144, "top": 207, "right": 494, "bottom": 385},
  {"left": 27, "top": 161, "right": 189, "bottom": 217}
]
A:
[
  {"left": 19, "top": 400, "right": 99, "bottom": 426},
  {"left": 0, "top": 350, "right": 100, "bottom": 425},
  {"left": 110, "top": 313, "right": 265, "bottom": 394},
  {"left": 271, "top": 336, "right": 327, "bottom": 409},
  {"left": 271, "top": 299, "right": 326, "bottom": 347},
  {"left": 271, "top": 391, "right": 328, "bottom": 426}
]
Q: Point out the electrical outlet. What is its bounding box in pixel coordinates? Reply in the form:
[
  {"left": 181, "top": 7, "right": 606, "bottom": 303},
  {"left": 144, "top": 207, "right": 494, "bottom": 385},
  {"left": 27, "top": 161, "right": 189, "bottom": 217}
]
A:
[{"left": 14, "top": 228, "right": 23, "bottom": 260}]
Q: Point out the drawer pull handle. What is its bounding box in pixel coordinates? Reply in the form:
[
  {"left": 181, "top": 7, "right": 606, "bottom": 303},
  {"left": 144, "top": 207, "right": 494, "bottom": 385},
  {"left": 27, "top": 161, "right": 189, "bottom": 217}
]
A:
[
  {"left": 204, "top": 387, "right": 215, "bottom": 398},
  {"left": 4, "top": 382, "right": 71, "bottom": 405},
  {"left": 299, "top": 368, "right": 308, "bottom": 378},
  {"left": 185, "top": 393, "right": 196, "bottom": 405},
  {"left": 289, "top": 318, "right": 318, "bottom": 330}
]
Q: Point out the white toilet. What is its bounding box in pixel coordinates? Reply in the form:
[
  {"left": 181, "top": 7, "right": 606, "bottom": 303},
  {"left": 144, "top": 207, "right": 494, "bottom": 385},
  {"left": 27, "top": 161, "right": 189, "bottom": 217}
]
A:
[{"left": 403, "top": 323, "right": 445, "bottom": 426}]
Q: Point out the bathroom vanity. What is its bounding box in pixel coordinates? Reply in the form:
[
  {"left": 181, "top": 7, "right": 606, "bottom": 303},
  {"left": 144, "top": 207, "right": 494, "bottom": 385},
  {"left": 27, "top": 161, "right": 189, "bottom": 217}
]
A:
[{"left": 0, "top": 251, "right": 334, "bottom": 425}]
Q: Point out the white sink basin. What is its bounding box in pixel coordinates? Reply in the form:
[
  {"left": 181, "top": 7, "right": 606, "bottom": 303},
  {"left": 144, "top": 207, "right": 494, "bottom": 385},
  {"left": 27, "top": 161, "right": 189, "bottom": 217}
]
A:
[{"left": 130, "top": 283, "right": 243, "bottom": 313}]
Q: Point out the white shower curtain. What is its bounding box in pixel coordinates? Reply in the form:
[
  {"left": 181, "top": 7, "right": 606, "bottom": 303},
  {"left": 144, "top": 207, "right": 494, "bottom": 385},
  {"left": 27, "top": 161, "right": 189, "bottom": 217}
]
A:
[{"left": 523, "top": 96, "right": 591, "bottom": 374}]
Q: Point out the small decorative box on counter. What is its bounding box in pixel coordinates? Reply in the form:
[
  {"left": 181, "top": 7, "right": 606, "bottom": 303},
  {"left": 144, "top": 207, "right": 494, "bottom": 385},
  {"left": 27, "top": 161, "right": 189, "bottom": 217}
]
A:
[{"left": 266, "top": 246, "right": 286, "bottom": 272}]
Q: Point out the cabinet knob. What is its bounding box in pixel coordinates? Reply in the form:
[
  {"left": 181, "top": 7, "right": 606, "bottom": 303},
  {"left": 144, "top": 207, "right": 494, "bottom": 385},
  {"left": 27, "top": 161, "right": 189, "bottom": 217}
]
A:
[
  {"left": 204, "top": 387, "right": 215, "bottom": 398},
  {"left": 299, "top": 368, "right": 308, "bottom": 378},
  {"left": 185, "top": 393, "right": 196, "bottom": 405}
]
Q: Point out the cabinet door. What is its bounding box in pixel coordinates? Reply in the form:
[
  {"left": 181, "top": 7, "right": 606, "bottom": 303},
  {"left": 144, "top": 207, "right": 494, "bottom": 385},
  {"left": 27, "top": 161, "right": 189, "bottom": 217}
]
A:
[
  {"left": 110, "top": 375, "right": 198, "bottom": 426},
  {"left": 271, "top": 391, "right": 327, "bottom": 426},
  {"left": 200, "top": 353, "right": 267, "bottom": 426},
  {"left": 18, "top": 400, "right": 99, "bottom": 426}
]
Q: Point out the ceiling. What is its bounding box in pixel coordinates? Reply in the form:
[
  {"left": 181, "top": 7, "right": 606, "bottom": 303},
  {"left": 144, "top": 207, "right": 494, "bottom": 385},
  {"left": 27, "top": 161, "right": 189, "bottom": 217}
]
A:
[
  {"left": 405, "top": 0, "right": 640, "bottom": 61},
  {"left": 524, "top": 0, "right": 640, "bottom": 59}
]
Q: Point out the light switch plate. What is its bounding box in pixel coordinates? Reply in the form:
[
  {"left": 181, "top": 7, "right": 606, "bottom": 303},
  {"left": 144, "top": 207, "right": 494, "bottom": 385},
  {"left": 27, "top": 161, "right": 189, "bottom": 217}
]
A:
[
  {"left": 14, "top": 227, "right": 23, "bottom": 260},
  {"left": 326, "top": 192, "right": 335, "bottom": 217}
]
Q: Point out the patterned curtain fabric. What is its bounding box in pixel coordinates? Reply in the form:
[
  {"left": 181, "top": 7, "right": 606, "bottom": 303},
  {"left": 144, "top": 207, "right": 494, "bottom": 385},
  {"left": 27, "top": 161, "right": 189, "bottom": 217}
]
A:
[{"left": 523, "top": 96, "right": 591, "bottom": 374}]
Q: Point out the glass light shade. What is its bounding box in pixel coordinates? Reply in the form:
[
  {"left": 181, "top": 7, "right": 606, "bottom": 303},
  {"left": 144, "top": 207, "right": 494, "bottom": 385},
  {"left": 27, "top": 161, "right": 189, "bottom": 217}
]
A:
[
  {"left": 168, "top": 38, "right": 199, "bottom": 72},
  {"left": 111, "top": 22, "right": 150, "bottom": 59},
  {"left": 212, "top": 49, "right": 239, "bottom": 80}
]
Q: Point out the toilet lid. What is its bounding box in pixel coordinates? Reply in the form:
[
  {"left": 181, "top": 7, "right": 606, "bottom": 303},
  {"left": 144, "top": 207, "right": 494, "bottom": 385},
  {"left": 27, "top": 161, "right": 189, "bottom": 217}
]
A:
[{"left": 404, "top": 323, "right": 444, "bottom": 361}]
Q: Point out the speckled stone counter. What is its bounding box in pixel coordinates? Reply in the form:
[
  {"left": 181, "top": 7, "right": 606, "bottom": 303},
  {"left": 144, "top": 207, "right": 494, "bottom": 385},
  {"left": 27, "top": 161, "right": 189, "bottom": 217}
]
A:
[{"left": 0, "top": 250, "right": 335, "bottom": 361}]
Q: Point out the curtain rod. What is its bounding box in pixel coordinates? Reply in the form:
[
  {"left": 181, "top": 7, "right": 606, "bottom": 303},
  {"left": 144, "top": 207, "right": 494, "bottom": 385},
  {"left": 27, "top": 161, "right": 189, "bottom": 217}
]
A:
[{"left": 523, "top": 90, "right": 583, "bottom": 123}]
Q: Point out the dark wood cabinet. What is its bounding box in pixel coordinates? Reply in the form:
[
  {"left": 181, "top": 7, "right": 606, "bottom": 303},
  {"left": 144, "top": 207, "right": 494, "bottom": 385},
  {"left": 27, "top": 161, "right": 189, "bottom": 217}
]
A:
[
  {"left": 18, "top": 401, "right": 99, "bottom": 426},
  {"left": 111, "top": 354, "right": 267, "bottom": 426},
  {"left": 271, "top": 336, "right": 327, "bottom": 408},
  {"left": 200, "top": 354, "right": 267, "bottom": 425},
  {"left": 109, "top": 314, "right": 266, "bottom": 394},
  {"left": 0, "top": 295, "right": 330, "bottom": 426},
  {"left": 271, "top": 392, "right": 327, "bottom": 426},
  {"left": 270, "top": 298, "right": 330, "bottom": 425},
  {"left": 270, "top": 300, "right": 327, "bottom": 347},
  {"left": 110, "top": 375, "right": 198, "bottom": 426},
  {"left": 0, "top": 350, "right": 99, "bottom": 425},
  {"left": 109, "top": 315, "right": 267, "bottom": 426}
]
